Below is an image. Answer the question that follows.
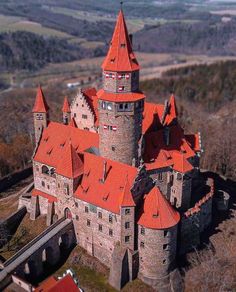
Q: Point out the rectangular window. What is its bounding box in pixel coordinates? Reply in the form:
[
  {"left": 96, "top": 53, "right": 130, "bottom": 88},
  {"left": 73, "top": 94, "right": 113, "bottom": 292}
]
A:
[
  {"left": 74, "top": 113, "right": 76, "bottom": 118},
  {"left": 164, "top": 230, "right": 169, "bottom": 237},
  {"left": 118, "top": 86, "right": 125, "bottom": 92},
  {"left": 158, "top": 172, "right": 163, "bottom": 181},
  {"left": 109, "top": 214, "right": 113, "bottom": 223},
  {"left": 121, "top": 73, "right": 126, "bottom": 78},
  {"left": 125, "top": 209, "right": 130, "bottom": 215},
  {"left": 42, "top": 181, "right": 45, "bottom": 187},
  {"left": 98, "top": 212, "right": 102, "bottom": 219},
  {"left": 125, "top": 222, "right": 130, "bottom": 229},
  {"left": 82, "top": 114, "right": 87, "bottom": 119},
  {"left": 98, "top": 224, "right": 102, "bottom": 232},
  {"left": 140, "top": 242, "right": 145, "bottom": 248},
  {"left": 112, "top": 146, "right": 115, "bottom": 151},
  {"left": 87, "top": 219, "right": 91, "bottom": 227},
  {"left": 85, "top": 206, "right": 89, "bottom": 213},
  {"left": 75, "top": 202, "right": 78, "bottom": 207},
  {"left": 125, "top": 236, "right": 130, "bottom": 243},
  {"left": 109, "top": 229, "right": 113, "bottom": 237},
  {"left": 76, "top": 215, "right": 79, "bottom": 221},
  {"left": 141, "top": 227, "right": 145, "bottom": 235}
]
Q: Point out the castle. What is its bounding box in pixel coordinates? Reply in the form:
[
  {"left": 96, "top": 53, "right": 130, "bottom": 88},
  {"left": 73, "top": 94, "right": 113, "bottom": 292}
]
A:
[{"left": 20, "top": 8, "right": 215, "bottom": 291}]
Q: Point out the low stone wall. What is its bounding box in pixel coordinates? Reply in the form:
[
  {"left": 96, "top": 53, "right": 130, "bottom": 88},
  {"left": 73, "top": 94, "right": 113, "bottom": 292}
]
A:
[
  {"left": 0, "top": 207, "right": 27, "bottom": 248},
  {"left": 0, "top": 166, "right": 32, "bottom": 192},
  {"left": 179, "top": 179, "right": 214, "bottom": 254}
]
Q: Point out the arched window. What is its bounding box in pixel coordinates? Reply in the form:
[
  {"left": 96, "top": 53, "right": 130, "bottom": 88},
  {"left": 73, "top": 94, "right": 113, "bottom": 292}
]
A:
[{"left": 42, "top": 165, "right": 49, "bottom": 175}]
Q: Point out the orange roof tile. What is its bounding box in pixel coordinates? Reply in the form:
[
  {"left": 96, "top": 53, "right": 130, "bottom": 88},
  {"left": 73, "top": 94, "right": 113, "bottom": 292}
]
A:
[
  {"left": 172, "top": 152, "right": 194, "bottom": 173},
  {"left": 102, "top": 10, "right": 140, "bottom": 72},
  {"left": 144, "top": 124, "right": 196, "bottom": 172},
  {"left": 97, "top": 89, "right": 145, "bottom": 102},
  {"left": 32, "top": 86, "right": 49, "bottom": 113},
  {"left": 164, "top": 94, "right": 178, "bottom": 126},
  {"left": 35, "top": 274, "right": 80, "bottom": 292},
  {"left": 74, "top": 153, "right": 137, "bottom": 214},
  {"left": 62, "top": 96, "right": 71, "bottom": 113},
  {"left": 56, "top": 141, "right": 84, "bottom": 179},
  {"left": 142, "top": 102, "right": 164, "bottom": 134},
  {"left": 185, "top": 134, "right": 201, "bottom": 152},
  {"left": 32, "top": 188, "right": 57, "bottom": 203},
  {"left": 69, "top": 118, "right": 77, "bottom": 128},
  {"left": 138, "top": 187, "right": 180, "bottom": 229},
  {"left": 120, "top": 178, "right": 136, "bottom": 207},
  {"left": 34, "top": 122, "right": 99, "bottom": 168}
]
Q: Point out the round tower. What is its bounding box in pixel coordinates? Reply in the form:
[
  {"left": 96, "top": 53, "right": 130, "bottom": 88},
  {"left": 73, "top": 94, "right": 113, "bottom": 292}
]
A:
[
  {"left": 137, "top": 187, "right": 180, "bottom": 290},
  {"left": 98, "top": 9, "right": 145, "bottom": 166}
]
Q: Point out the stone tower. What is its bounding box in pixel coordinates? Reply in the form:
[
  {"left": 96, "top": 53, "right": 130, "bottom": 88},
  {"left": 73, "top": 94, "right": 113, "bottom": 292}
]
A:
[
  {"left": 32, "top": 86, "right": 49, "bottom": 145},
  {"left": 62, "top": 96, "right": 71, "bottom": 125},
  {"left": 97, "top": 9, "right": 145, "bottom": 166}
]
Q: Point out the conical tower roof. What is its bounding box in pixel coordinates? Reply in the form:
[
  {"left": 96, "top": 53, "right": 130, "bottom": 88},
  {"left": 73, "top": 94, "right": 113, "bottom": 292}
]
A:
[
  {"left": 32, "top": 86, "right": 49, "bottom": 113},
  {"left": 56, "top": 141, "right": 84, "bottom": 179},
  {"left": 62, "top": 96, "right": 71, "bottom": 113},
  {"left": 102, "top": 10, "right": 140, "bottom": 72},
  {"left": 138, "top": 187, "right": 180, "bottom": 229}
]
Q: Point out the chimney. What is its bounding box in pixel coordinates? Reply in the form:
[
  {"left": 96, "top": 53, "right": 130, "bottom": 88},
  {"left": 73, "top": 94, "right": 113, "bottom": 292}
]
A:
[
  {"left": 129, "top": 34, "right": 133, "bottom": 46},
  {"left": 102, "top": 161, "right": 107, "bottom": 183}
]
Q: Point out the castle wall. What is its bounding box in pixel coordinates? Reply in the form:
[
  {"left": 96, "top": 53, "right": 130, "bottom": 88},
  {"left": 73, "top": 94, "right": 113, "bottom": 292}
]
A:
[
  {"left": 70, "top": 91, "right": 96, "bottom": 132},
  {"left": 99, "top": 102, "right": 143, "bottom": 166},
  {"left": 74, "top": 199, "right": 122, "bottom": 266},
  {"left": 148, "top": 169, "right": 170, "bottom": 198},
  {"left": 138, "top": 225, "right": 178, "bottom": 286}
]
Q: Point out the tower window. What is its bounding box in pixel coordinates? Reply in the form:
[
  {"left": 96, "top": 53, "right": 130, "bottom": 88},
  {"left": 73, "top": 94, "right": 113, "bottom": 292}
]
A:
[
  {"left": 109, "top": 214, "right": 113, "bottom": 223},
  {"left": 112, "top": 146, "right": 115, "bottom": 151},
  {"left": 163, "top": 244, "right": 169, "bottom": 251},
  {"left": 75, "top": 202, "right": 78, "bottom": 207},
  {"left": 125, "top": 222, "right": 130, "bottom": 229},
  {"left": 85, "top": 206, "right": 89, "bottom": 213},
  {"left": 121, "top": 73, "right": 126, "bottom": 79},
  {"left": 87, "top": 219, "right": 91, "bottom": 227},
  {"left": 125, "top": 209, "right": 130, "bottom": 215},
  {"left": 121, "top": 43, "right": 126, "bottom": 48},
  {"left": 158, "top": 172, "right": 163, "bottom": 181},
  {"left": 74, "top": 113, "right": 76, "bottom": 118},
  {"left": 109, "top": 229, "right": 113, "bottom": 237},
  {"left": 125, "top": 236, "right": 130, "bottom": 243},
  {"left": 140, "top": 242, "right": 145, "bottom": 248},
  {"left": 119, "top": 103, "right": 124, "bottom": 110},
  {"left": 164, "top": 230, "right": 169, "bottom": 237},
  {"left": 141, "top": 227, "right": 145, "bottom": 235},
  {"left": 118, "top": 86, "right": 125, "bottom": 92},
  {"left": 98, "top": 211, "right": 102, "bottom": 218},
  {"left": 82, "top": 114, "right": 87, "bottom": 119},
  {"left": 98, "top": 224, "right": 102, "bottom": 232},
  {"left": 41, "top": 181, "right": 45, "bottom": 187},
  {"left": 76, "top": 215, "right": 79, "bottom": 221}
]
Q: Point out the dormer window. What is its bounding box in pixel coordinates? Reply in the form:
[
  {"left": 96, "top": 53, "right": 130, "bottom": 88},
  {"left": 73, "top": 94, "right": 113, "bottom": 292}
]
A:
[{"left": 111, "top": 58, "right": 115, "bottom": 63}]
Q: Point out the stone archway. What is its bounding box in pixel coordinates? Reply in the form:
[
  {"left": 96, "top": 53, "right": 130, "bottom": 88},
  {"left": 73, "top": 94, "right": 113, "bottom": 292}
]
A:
[{"left": 64, "top": 208, "right": 72, "bottom": 219}]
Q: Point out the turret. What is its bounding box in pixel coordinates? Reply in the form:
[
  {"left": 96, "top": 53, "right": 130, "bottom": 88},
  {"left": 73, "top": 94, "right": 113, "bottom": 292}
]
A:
[
  {"left": 98, "top": 9, "right": 145, "bottom": 166},
  {"left": 62, "top": 96, "right": 71, "bottom": 125},
  {"left": 32, "top": 86, "right": 49, "bottom": 145}
]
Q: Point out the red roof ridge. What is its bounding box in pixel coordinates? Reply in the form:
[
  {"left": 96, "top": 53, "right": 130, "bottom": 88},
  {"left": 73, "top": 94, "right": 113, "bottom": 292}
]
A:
[
  {"left": 164, "top": 94, "right": 178, "bottom": 126},
  {"left": 56, "top": 141, "right": 84, "bottom": 178},
  {"left": 172, "top": 152, "right": 193, "bottom": 173},
  {"left": 102, "top": 9, "right": 139, "bottom": 72},
  {"left": 62, "top": 96, "right": 71, "bottom": 113},
  {"left": 32, "top": 86, "right": 49, "bottom": 113},
  {"left": 120, "top": 175, "right": 136, "bottom": 207}
]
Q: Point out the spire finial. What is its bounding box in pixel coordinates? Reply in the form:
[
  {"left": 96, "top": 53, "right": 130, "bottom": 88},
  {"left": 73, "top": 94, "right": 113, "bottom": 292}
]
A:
[{"left": 120, "top": 1, "right": 123, "bottom": 10}]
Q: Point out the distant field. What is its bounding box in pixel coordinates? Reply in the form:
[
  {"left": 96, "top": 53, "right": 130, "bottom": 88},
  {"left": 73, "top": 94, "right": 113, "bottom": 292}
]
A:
[
  {"left": 211, "top": 9, "right": 236, "bottom": 15},
  {"left": 0, "top": 14, "right": 73, "bottom": 38}
]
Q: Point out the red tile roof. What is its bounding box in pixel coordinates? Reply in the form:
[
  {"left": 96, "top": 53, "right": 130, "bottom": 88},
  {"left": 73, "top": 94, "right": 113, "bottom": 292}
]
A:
[
  {"left": 102, "top": 10, "right": 140, "bottom": 72},
  {"left": 32, "top": 188, "right": 57, "bottom": 203},
  {"left": 163, "top": 94, "right": 178, "bottom": 126},
  {"left": 56, "top": 141, "right": 84, "bottom": 179},
  {"left": 97, "top": 89, "right": 145, "bottom": 102},
  {"left": 32, "top": 86, "right": 49, "bottom": 113},
  {"left": 35, "top": 274, "right": 80, "bottom": 292},
  {"left": 185, "top": 134, "right": 201, "bottom": 152},
  {"left": 142, "top": 102, "right": 164, "bottom": 134},
  {"left": 62, "top": 96, "right": 71, "bottom": 113},
  {"left": 34, "top": 122, "right": 98, "bottom": 168},
  {"left": 120, "top": 178, "right": 136, "bottom": 207},
  {"left": 74, "top": 152, "right": 137, "bottom": 214},
  {"left": 143, "top": 124, "right": 195, "bottom": 173},
  {"left": 138, "top": 187, "right": 180, "bottom": 229}
]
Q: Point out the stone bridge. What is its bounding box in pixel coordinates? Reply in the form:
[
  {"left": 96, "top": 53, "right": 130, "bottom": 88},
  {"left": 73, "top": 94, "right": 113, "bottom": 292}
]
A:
[{"left": 0, "top": 217, "right": 76, "bottom": 290}]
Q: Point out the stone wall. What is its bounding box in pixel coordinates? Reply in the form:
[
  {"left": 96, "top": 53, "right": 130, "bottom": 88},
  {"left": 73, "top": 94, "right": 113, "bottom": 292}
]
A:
[
  {"left": 70, "top": 90, "right": 96, "bottom": 132},
  {"left": 138, "top": 225, "right": 178, "bottom": 289},
  {"left": 0, "top": 166, "right": 32, "bottom": 192},
  {"left": 103, "top": 71, "right": 139, "bottom": 93},
  {"left": 99, "top": 102, "right": 143, "bottom": 166},
  {"left": 0, "top": 207, "right": 27, "bottom": 248}
]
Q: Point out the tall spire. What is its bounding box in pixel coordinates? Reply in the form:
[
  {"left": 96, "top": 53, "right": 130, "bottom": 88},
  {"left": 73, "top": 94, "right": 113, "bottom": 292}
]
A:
[
  {"left": 102, "top": 9, "right": 139, "bottom": 72},
  {"left": 32, "top": 86, "right": 49, "bottom": 113}
]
